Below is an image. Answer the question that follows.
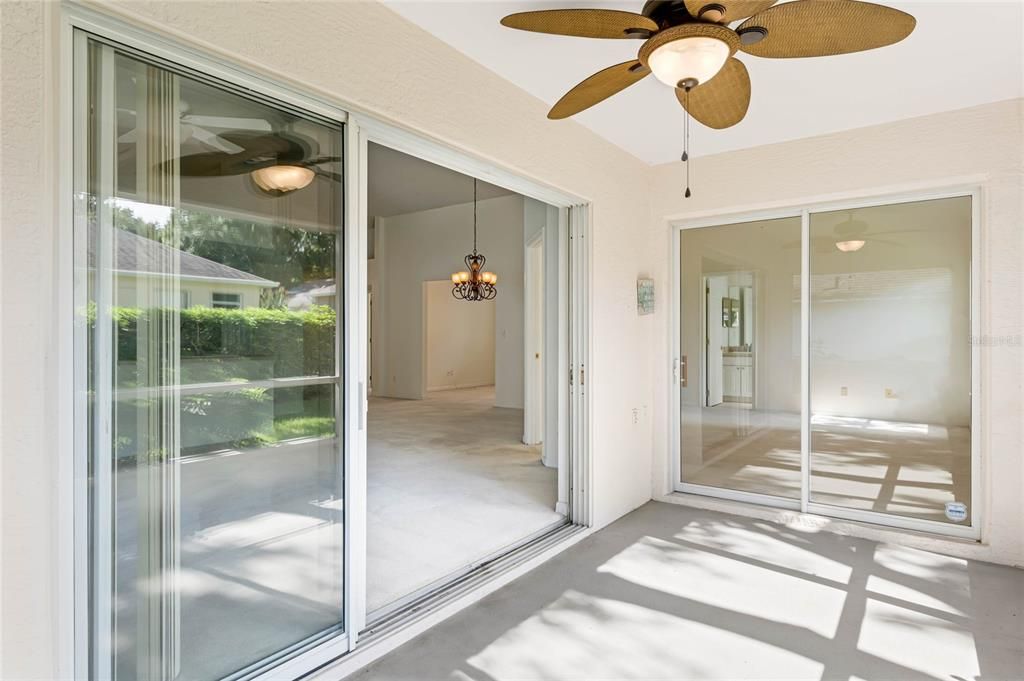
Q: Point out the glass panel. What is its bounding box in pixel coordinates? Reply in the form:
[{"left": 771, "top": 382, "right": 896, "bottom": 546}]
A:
[
  {"left": 680, "top": 217, "right": 802, "bottom": 499},
  {"left": 364, "top": 146, "right": 566, "bottom": 616},
  {"left": 809, "top": 197, "right": 972, "bottom": 525},
  {"left": 84, "top": 39, "right": 344, "bottom": 680}
]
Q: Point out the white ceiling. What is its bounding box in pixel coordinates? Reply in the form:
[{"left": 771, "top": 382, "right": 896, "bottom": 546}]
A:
[
  {"left": 368, "top": 142, "right": 514, "bottom": 218},
  {"left": 383, "top": 1, "right": 1024, "bottom": 165}
]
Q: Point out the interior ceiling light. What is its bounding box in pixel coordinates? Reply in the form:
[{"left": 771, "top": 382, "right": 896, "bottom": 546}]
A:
[
  {"left": 451, "top": 178, "right": 498, "bottom": 302},
  {"left": 835, "top": 239, "right": 866, "bottom": 253},
  {"left": 251, "top": 164, "right": 316, "bottom": 194},
  {"left": 500, "top": 1, "right": 916, "bottom": 198}
]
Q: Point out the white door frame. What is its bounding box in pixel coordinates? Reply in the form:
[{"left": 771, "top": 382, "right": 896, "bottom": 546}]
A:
[
  {"left": 352, "top": 120, "right": 589, "bottom": 622},
  {"left": 669, "top": 186, "right": 983, "bottom": 541},
  {"left": 60, "top": 6, "right": 593, "bottom": 680},
  {"left": 524, "top": 231, "right": 545, "bottom": 446}
]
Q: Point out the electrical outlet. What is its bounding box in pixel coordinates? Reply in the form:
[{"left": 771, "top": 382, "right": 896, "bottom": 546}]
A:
[
  {"left": 885, "top": 387, "right": 896, "bottom": 398},
  {"left": 446, "top": 369, "right": 455, "bottom": 377},
  {"left": 840, "top": 386, "right": 848, "bottom": 396}
]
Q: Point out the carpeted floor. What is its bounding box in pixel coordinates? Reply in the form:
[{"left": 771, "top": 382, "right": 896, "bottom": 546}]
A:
[{"left": 366, "top": 386, "right": 562, "bottom": 614}]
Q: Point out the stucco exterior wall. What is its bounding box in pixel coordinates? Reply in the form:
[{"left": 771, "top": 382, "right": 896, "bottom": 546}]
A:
[{"left": 1, "top": 2, "right": 656, "bottom": 677}]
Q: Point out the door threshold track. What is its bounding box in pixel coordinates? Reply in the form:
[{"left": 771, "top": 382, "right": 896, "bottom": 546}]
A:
[{"left": 360, "top": 521, "right": 583, "bottom": 643}]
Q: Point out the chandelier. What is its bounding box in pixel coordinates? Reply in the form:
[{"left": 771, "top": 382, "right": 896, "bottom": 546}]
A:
[{"left": 451, "top": 178, "right": 497, "bottom": 301}]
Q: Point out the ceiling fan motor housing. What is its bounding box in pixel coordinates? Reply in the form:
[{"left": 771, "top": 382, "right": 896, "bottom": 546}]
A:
[{"left": 642, "top": 0, "right": 698, "bottom": 28}]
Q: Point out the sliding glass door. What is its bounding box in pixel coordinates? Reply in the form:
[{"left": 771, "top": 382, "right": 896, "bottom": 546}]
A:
[
  {"left": 76, "top": 34, "right": 347, "bottom": 679},
  {"left": 676, "top": 195, "right": 976, "bottom": 535},
  {"left": 678, "top": 217, "right": 802, "bottom": 500},
  {"left": 808, "top": 197, "right": 974, "bottom": 526}
]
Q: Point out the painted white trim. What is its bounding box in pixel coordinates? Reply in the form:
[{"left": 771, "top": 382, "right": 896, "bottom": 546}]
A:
[
  {"left": 668, "top": 227, "right": 681, "bottom": 496},
  {"left": 568, "top": 203, "right": 593, "bottom": 527},
  {"left": 800, "top": 208, "right": 811, "bottom": 513},
  {"left": 341, "top": 113, "right": 367, "bottom": 657},
  {"left": 668, "top": 185, "right": 983, "bottom": 541},
  {"left": 90, "top": 41, "right": 118, "bottom": 680},
  {"left": 65, "top": 18, "right": 87, "bottom": 681}
]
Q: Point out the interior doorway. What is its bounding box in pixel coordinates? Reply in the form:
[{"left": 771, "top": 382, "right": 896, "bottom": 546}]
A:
[
  {"left": 364, "top": 142, "right": 568, "bottom": 618},
  {"left": 704, "top": 272, "right": 755, "bottom": 410}
]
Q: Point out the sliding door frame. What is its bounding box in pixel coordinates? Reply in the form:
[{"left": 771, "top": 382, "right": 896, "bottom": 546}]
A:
[
  {"left": 350, "top": 118, "right": 590, "bottom": 633},
  {"left": 669, "top": 186, "right": 982, "bottom": 541},
  {"left": 60, "top": 5, "right": 593, "bottom": 680},
  {"left": 64, "top": 12, "right": 356, "bottom": 681}
]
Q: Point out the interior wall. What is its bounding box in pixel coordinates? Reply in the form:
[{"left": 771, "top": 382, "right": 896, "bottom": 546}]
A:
[
  {"left": 424, "top": 280, "right": 495, "bottom": 392},
  {"left": 809, "top": 200, "right": 972, "bottom": 425},
  {"left": 651, "top": 99, "right": 1024, "bottom": 567},
  {"left": 374, "top": 194, "right": 524, "bottom": 405}
]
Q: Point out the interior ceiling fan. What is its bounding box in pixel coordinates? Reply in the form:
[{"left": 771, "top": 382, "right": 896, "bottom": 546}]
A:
[{"left": 500, "top": 0, "right": 916, "bottom": 128}]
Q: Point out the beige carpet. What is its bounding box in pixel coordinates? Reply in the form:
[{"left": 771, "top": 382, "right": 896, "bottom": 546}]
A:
[
  {"left": 367, "top": 386, "right": 562, "bottom": 614},
  {"left": 682, "top": 405, "right": 972, "bottom": 524}
]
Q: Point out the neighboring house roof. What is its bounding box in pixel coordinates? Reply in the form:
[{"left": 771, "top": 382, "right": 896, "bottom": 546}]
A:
[
  {"left": 90, "top": 228, "right": 278, "bottom": 288},
  {"left": 285, "top": 278, "right": 336, "bottom": 310}
]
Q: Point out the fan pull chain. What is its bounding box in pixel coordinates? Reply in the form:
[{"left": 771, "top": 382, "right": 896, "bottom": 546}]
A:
[{"left": 682, "top": 88, "right": 692, "bottom": 199}]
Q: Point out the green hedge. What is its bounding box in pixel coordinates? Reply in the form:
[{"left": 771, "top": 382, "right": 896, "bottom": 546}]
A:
[{"left": 90, "top": 304, "right": 336, "bottom": 379}]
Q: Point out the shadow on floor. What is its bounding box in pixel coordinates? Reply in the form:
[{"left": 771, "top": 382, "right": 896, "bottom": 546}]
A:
[{"left": 354, "top": 502, "right": 1023, "bottom": 681}]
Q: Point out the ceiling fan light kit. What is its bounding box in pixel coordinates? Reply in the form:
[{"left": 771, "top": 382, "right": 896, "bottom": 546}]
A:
[
  {"left": 501, "top": 0, "right": 916, "bottom": 197},
  {"left": 250, "top": 164, "right": 316, "bottom": 194},
  {"left": 835, "top": 239, "right": 866, "bottom": 253},
  {"left": 639, "top": 23, "right": 738, "bottom": 88}
]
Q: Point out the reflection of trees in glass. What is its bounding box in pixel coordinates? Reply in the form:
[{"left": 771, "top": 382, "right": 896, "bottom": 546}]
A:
[
  {"left": 89, "top": 304, "right": 336, "bottom": 384},
  {"left": 113, "top": 203, "right": 335, "bottom": 288}
]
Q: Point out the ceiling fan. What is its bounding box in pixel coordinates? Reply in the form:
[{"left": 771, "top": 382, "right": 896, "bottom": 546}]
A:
[
  {"left": 174, "top": 131, "right": 341, "bottom": 195},
  {"left": 501, "top": 1, "right": 915, "bottom": 194},
  {"left": 501, "top": 0, "right": 916, "bottom": 125}
]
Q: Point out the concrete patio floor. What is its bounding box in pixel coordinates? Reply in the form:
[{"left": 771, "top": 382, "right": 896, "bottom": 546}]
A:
[{"left": 353, "top": 502, "right": 1023, "bottom": 681}]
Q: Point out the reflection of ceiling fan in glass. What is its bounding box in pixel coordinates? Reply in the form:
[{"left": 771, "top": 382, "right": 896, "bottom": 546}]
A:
[
  {"left": 784, "top": 212, "right": 928, "bottom": 253},
  {"left": 175, "top": 131, "right": 341, "bottom": 196},
  {"left": 119, "top": 105, "right": 341, "bottom": 196}
]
